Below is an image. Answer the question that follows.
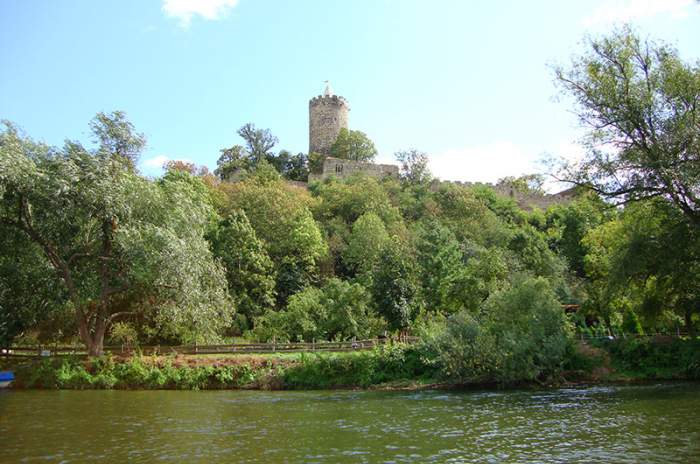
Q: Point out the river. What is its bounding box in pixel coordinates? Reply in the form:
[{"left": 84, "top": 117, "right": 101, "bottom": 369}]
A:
[{"left": 1, "top": 383, "right": 698, "bottom": 463}]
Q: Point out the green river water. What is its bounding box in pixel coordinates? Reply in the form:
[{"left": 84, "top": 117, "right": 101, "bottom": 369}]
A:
[{"left": 1, "top": 383, "right": 699, "bottom": 463}]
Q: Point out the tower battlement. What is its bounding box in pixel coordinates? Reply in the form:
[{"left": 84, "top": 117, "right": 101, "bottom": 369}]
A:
[{"left": 309, "top": 94, "right": 350, "bottom": 108}]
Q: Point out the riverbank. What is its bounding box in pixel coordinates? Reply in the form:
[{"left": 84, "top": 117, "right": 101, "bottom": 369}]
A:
[
  {"left": 2, "top": 337, "right": 698, "bottom": 390},
  {"left": 1, "top": 344, "right": 437, "bottom": 391}
]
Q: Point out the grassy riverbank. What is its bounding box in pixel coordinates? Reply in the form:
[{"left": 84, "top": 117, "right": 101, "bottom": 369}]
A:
[
  {"left": 2, "top": 344, "right": 437, "bottom": 390},
  {"left": 2, "top": 338, "right": 698, "bottom": 390}
]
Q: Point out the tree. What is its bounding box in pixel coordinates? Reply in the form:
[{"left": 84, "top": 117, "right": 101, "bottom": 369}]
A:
[
  {"left": 555, "top": 27, "right": 700, "bottom": 225},
  {"left": 270, "top": 150, "right": 309, "bottom": 182},
  {"left": 0, "top": 225, "right": 64, "bottom": 346},
  {"left": 218, "top": 168, "right": 327, "bottom": 304},
  {"left": 424, "top": 276, "right": 570, "bottom": 384},
  {"left": 330, "top": 128, "right": 378, "bottom": 162},
  {"left": 371, "top": 240, "right": 420, "bottom": 331},
  {"left": 207, "top": 211, "right": 276, "bottom": 331},
  {"left": 545, "top": 193, "right": 608, "bottom": 277},
  {"left": 496, "top": 174, "right": 545, "bottom": 195},
  {"left": 165, "top": 160, "right": 210, "bottom": 176},
  {"left": 238, "top": 123, "right": 278, "bottom": 163},
  {"left": 343, "top": 212, "right": 390, "bottom": 277},
  {"left": 253, "top": 278, "right": 383, "bottom": 342},
  {"left": 583, "top": 199, "right": 699, "bottom": 334},
  {"left": 396, "top": 149, "right": 431, "bottom": 184},
  {"left": 215, "top": 145, "right": 248, "bottom": 181},
  {"left": 90, "top": 111, "right": 146, "bottom": 167},
  {"left": 0, "top": 117, "right": 231, "bottom": 355},
  {"left": 414, "top": 220, "right": 464, "bottom": 313}
]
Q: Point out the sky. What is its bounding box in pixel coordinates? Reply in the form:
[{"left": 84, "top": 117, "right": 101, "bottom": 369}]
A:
[{"left": 1, "top": 0, "right": 699, "bottom": 189}]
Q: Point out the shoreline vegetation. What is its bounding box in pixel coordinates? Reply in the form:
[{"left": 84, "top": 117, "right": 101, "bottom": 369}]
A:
[{"left": 3, "top": 337, "right": 698, "bottom": 391}]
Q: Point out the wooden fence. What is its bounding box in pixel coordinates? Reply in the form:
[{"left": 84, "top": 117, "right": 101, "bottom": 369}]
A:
[{"left": 2, "top": 336, "right": 419, "bottom": 358}]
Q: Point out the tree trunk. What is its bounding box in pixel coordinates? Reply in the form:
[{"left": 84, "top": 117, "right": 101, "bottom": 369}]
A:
[
  {"left": 78, "top": 312, "right": 106, "bottom": 357},
  {"left": 685, "top": 309, "right": 696, "bottom": 338},
  {"left": 87, "top": 336, "right": 104, "bottom": 357}
]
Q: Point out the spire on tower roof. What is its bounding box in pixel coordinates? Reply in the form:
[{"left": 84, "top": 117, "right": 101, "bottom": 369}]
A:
[{"left": 323, "top": 80, "right": 334, "bottom": 97}]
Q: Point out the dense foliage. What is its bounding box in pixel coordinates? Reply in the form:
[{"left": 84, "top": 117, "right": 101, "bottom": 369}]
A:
[{"left": 1, "top": 29, "right": 697, "bottom": 386}]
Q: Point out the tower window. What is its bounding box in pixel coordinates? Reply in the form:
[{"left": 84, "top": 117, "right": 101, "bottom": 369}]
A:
[{"left": 336, "top": 164, "right": 343, "bottom": 174}]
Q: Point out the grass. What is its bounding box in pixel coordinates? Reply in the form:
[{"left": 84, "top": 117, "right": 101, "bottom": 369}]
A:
[
  {"left": 4, "top": 337, "right": 698, "bottom": 390},
  {"left": 3, "top": 344, "right": 435, "bottom": 391}
]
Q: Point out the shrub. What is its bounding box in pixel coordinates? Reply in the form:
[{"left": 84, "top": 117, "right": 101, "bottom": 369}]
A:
[
  {"left": 421, "top": 275, "right": 573, "bottom": 385},
  {"left": 254, "top": 278, "right": 384, "bottom": 342}
]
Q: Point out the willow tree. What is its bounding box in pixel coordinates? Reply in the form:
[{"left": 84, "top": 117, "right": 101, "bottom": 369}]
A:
[{"left": 0, "top": 115, "right": 231, "bottom": 355}]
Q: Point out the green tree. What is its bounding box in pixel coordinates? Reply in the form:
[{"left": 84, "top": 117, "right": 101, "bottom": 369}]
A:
[
  {"left": 311, "top": 175, "right": 402, "bottom": 227},
  {"left": 583, "top": 199, "right": 699, "bottom": 334},
  {"left": 90, "top": 111, "right": 146, "bottom": 167},
  {"left": 237, "top": 123, "right": 278, "bottom": 163},
  {"left": 219, "top": 168, "right": 327, "bottom": 304},
  {"left": 496, "top": 174, "right": 545, "bottom": 195},
  {"left": 343, "top": 212, "right": 390, "bottom": 278},
  {"left": 0, "top": 117, "right": 231, "bottom": 355},
  {"left": 424, "top": 276, "right": 571, "bottom": 384},
  {"left": 395, "top": 149, "right": 432, "bottom": 185},
  {"left": 207, "top": 211, "right": 276, "bottom": 331},
  {"left": 330, "top": 128, "right": 378, "bottom": 162},
  {"left": 272, "top": 150, "right": 309, "bottom": 181},
  {"left": 371, "top": 240, "right": 420, "bottom": 331},
  {"left": 545, "top": 193, "right": 608, "bottom": 277},
  {"left": 555, "top": 27, "right": 700, "bottom": 225},
  {"left": 254, "top": 278, "right": 383, "bottom": 342},
  {"left": 215, "top": 145, "right": 249, "bottom": 181},
  {"left": 414, "top": 220, "right": 464, "bottom": 313},
  {"left": 0, "top": 226, "right": 64, "bottom": 346}
]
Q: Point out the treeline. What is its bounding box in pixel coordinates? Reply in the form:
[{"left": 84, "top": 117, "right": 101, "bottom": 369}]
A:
[{"left": 1, "top": 29, "right": 698, "bottom": 383}]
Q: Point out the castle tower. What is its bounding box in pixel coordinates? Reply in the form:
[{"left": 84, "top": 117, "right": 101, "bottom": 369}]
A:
[{"left": 309, "top": 81, "right": 349, "bottom": 155}]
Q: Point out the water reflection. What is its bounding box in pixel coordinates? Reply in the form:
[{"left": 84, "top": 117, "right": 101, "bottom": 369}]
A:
[{"left": 1, "top": 384, "right": 699, "bottom": 463}]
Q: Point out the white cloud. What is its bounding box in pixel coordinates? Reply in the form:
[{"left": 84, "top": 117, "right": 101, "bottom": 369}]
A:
[
  {"left": 430, "top": 141, "right": 536, "bottom": 185},
  {"left": 583, "top": 0, "right": 696, "bottom": 27},
  {"left": 139, "top": 155, "right": 195, "bottom": 176},
  {"left": 162, "top": 0, "right": 239, "bottom": 28},
  {"left": 141, "top": 154, "right": 170, "bottom": 169},
  {"left": 428, "top": 140, "right": 585, "bottom": 193}
]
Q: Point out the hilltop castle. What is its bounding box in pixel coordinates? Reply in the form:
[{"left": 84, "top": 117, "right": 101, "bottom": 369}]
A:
[
  {"left": 307, "top": 82, "right": 399, "bottom": 182},
  {"left": 304, "top": 83, "right": 574, "bottom": 210}
]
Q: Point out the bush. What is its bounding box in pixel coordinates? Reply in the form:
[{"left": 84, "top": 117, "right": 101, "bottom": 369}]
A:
[
  {"left": 594, "top": 336, "right": 700, "bottom": 379},
  {"left": 421, "top": 275, "right": 573, "bottom": 385},
  {"left": 253, "top": 278, "right": 385, "bottom": 342},
  {"left": 283, "top": 344, "right": 431, "bottom": 389}
]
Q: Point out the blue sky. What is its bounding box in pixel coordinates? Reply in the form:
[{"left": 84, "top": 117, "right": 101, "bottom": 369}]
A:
[{"left": 2, "top": 0, "right": 699, "bottom": 187}]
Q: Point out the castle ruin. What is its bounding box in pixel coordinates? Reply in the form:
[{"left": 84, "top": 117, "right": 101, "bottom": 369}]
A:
[
  {"left": 304, "top": 83, "right": 574, "bottom": 209},
  {"left": 308, "top": 82, "right": 399, "bottom": 182}
]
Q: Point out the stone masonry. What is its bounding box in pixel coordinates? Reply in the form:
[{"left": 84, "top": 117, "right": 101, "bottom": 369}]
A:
[
  {"left": 309, "top": 85, "right": 350, "bottom": 156},
  {"left": 308, "top": 157, "right": 399, "bottom": 182}
]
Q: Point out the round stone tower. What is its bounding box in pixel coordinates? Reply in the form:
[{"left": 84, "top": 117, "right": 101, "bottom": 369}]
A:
[{"left": 309, "top": 81, "right": 349, "bottom": 155}]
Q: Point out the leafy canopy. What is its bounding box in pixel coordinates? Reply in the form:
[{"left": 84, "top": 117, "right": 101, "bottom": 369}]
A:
[{"left": 555, "top": 27, "right": 700, "bottom": 225}]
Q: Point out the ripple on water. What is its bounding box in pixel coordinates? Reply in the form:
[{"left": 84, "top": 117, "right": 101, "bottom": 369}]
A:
[{"left": 1, "top": 384, "right": 699, "bottom": 463}]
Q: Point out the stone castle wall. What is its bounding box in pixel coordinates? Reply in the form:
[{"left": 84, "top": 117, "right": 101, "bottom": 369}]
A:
[
  {"left": 444, "top": 180, "right": 578, "bottom": 210},
  {"left": 309, "top": 95, "right": 349, "bottom": 155},
  {"left": 308, "top": 157, "right": 399, "bottom": 182}
]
